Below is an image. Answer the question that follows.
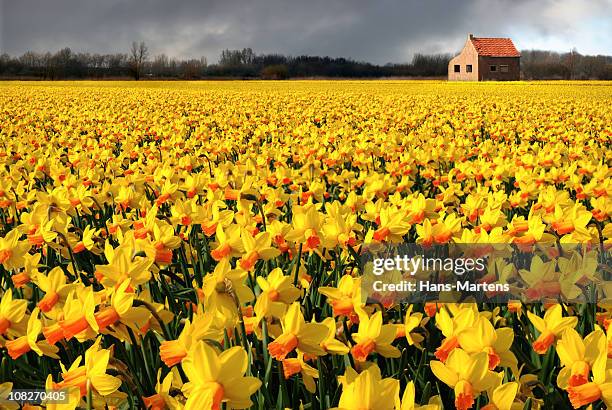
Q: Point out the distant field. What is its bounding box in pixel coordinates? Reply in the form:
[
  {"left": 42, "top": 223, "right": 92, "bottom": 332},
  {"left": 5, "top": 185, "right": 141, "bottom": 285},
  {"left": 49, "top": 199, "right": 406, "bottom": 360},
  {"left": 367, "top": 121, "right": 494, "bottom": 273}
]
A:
[{"left": 0, "top": 80, "right": 611, "bottom": 409}]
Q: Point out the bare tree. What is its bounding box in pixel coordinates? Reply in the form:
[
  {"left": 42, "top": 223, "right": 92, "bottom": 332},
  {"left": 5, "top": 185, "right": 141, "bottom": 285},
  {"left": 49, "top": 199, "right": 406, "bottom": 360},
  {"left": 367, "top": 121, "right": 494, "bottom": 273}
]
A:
[
  {"left": 151, "top": 53, "right": 169, "bottom": 77},
  {"left": 129, "top": 41, "right": 149, "bottom": 80},
  {"left": 564, "top": 47, "right": 579, "bottom": 80}
]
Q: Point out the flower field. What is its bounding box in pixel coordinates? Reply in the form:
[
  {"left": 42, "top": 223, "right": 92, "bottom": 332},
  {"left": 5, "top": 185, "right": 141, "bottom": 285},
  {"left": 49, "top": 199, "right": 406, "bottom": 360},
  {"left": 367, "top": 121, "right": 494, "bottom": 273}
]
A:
[{"left": 0, "top": 80, "right": 611, "bottom": 409}]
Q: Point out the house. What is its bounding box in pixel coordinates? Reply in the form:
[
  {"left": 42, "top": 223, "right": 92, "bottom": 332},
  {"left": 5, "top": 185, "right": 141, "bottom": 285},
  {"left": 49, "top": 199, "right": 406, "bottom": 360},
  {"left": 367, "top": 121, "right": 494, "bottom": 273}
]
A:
[{"left": 448, "top": 34, "right": 520, "bottom": 81}]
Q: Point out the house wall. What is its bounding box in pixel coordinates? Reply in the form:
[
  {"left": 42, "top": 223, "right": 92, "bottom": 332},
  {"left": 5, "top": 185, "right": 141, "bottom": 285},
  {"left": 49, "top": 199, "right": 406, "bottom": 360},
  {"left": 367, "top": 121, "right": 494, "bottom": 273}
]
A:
[
  {"left": 448, "top": 40, "right": 479, "bottom": 81},
  {"left": 478, "top": 56, "right": 520, "bottom": 81}
]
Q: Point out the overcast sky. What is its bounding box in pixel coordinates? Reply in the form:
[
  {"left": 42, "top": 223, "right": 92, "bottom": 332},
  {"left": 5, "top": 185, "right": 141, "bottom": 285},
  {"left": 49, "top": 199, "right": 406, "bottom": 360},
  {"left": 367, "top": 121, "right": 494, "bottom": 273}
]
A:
[{"left": 1, "top": 0, "right": 610, "bottom": 64}]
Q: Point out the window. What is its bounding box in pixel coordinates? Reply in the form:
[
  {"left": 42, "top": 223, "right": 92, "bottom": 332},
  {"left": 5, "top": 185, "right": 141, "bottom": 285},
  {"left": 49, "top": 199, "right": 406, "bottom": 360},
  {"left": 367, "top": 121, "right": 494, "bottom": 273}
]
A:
[
  {"left": 500, "top": 64, "right": 509, "bottom": 73},
  {"left": 466, "top": 65, "right": 472, "bottom": 73},
  {"left": 454, "top": 65, "right": 460, "bottom": 73},
  {"left": 489, "top": 65, "right": 497, "bottom": 72}
]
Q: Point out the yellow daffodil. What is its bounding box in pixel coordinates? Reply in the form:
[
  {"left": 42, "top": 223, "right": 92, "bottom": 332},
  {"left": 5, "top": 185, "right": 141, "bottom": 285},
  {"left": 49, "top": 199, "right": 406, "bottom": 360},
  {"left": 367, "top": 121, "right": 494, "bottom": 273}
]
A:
[
  {"left": 566, "top": 350, "right": 612, "bottom": 408},
  {"left": 268, "top": 302, "right": 327, "bottom": 360},
  {"left": 482, "top": 381, "right": 519, "bottom": 410},
  {"left": 334, "top": 364, "right": 399, "bottom": 410},
  {"left": 350, "top": 311, "right": 400, "bottom": 361},
  {"left": 527, "top": 304, "right": 578, "bottom": 354},
  {"left": 0, "top": 229, "right": 30, "bottom": 270},
  {"left": 0, "top": 289, "right": 28, "bottom": 337},
  {"left": 239, "top": 229, "right": 280, "bottom": 271},
  {"left": 254, "top": 267, "right": 300, "bottom": 319},
  {"left": 434, "top": 305, "right": 477, "bottom": 362},
  {"left": 282, "top": 352, "right": 319, "bottom": 393},
  {"left": 35, "top": 266, "right": 75, "bottom": 313},
  {"left": 430, "top": 349, "right": 498, "bottom": 410},
  {"left": 556, "top": 328, "right": 606, "bottom": 389},
  {"left": 181, "top": 341, "right": 261, "bottom": 410},
  {"left": 457, "top": 316, "right": 518, "bottom": 371},
  {"left": 319, "top": 275, "right": 363, "bottom": 322},
  {"left": 48, "top": 337, "right": 122, "bottom": 402}
]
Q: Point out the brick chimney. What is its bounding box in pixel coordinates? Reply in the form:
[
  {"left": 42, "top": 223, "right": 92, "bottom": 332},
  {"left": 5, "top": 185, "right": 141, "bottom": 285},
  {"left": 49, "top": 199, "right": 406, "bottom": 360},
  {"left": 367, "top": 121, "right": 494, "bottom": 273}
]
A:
[{"left": 468, "top": 33, "right": 474, "bottom": 40}]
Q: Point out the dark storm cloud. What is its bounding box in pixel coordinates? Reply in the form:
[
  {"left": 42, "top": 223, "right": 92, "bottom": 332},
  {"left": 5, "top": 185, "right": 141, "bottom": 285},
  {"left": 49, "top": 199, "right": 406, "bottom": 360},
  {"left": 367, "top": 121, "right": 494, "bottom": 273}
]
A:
[{"left": 1, "top": 0, "right": 610, "bottom": 63}]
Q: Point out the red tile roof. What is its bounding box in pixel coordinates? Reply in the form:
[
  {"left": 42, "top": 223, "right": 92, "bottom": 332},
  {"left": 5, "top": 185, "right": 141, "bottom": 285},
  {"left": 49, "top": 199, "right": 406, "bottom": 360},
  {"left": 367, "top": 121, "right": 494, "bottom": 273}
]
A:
[{"left": 470, "top": 37, "right": 520, "bottom": 57}]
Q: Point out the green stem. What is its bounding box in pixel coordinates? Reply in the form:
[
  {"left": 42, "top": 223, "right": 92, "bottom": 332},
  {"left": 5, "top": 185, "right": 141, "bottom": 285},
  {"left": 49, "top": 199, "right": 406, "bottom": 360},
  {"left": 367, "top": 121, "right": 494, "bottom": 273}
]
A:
[
  {"left": 317, "top": 357, "right": 326, "bottom": 410},
  {"left": 86, "top": 379, "right": 93, "bottom": 410},
  {"left": 232, "top": 292, "right": 252, "bottom": 374},
  {"left": 262, "top": 319, "right": 271, "bottom": 385},
  {"left": 293, "top": 243, "right": 303, "bottom": 286}
]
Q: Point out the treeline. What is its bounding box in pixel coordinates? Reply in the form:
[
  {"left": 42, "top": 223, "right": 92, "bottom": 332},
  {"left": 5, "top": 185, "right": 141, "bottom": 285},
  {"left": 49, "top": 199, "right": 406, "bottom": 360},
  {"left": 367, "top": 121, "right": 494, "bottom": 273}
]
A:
[
  {"left": 521, "top": 49, "right": 612, "bottom": 80},
  {"left": 208, "top": 48, "right": 451, "bottom": 78},
  {"left": 1, "top": 44, "right": 611, "bottom": 80},
  {"left": 0, "top": 44, "right": 450, "bottom": 79}
]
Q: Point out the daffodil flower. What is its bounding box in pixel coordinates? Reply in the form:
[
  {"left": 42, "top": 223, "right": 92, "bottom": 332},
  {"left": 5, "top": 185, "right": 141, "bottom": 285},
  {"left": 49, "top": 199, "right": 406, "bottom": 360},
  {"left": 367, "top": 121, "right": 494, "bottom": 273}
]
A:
[
  {"left": 94, "top": 279, "right": 151, "bottom": 334},
  {"left": 282, "top": 351, "right": 319, "bottom": 393},
  {"left": 319, "top": 275, "right": 363, "bottom": 322},
  {"left": 319, "top": 317, "right": 350, "bottom": 355},
  {"left": 334, "top": 364, "right": 399, "bottom": 410},
  {"left": 430, "top": 349, "right": 499, "bottom": 410},
  {"left": 200, "top": 259, "right": 253, "bottom": 325},
  {"left": 239, "top": 229, "right": 280, "bottom": 271},
  {"left": 527, "top": 304, "right": 578, "bottom": 354},
  {"left": 0, "top": 229, "right": 30, "bottom": 270},
  {"left": 143, "top": 369, "right": 182, "bottom": 410},
  {"left": 350, "top": 311, "right": 400, "bottom": 362},
  {"left": 566, "top": 350, "right": 612, "bottom": 408},
  {"left": 457, "top": 316, "right": 518, "bottom": 372},
  {"left": 181, "top": 341, "right": 261, "bottom": 410},
  {"left": 95, "top": 239, "right": 154, "bottom": 289},
  {"left": 160, "top": 310, "right": 222, "bottom": 367},
  {"left": 254, "top": 267, "right": 300, "bottom": 319},
  {"left": 35, "top": 266, "right": 75, "bottom": 313},
  {"left": 403, "top": 304, "right": 425, "bottom": 346},
  {"left": 55, "top": 288, "right": 99, "bottom": 343},
  {"left": 481, "top": 382, "right": 519, "bottom": 410},
  {"left": 48, "top": 337, "right": 122, "bottom": 402},
  {"left": 366, "top": 206, "right": 411, "bottom": 243},
  {"left": 556, "top": 328, "right": 605, "bottom": 389},
  {"left": 268, "top": 302, "right": 327, "bottom": 360},
  {"left": 210, "top": 224, "right": 243, "bottom": 261},
  {"left": 434, "top": 305, "right": 477, "bottom": 362},
  {"left": 0, "top": 289, "right": 28, "bottom": 337}
]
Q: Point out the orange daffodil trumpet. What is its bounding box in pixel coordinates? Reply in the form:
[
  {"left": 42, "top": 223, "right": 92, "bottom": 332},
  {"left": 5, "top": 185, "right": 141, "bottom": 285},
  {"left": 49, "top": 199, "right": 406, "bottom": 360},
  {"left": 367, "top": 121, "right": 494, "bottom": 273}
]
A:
[
  {"left": 281, "top": 351, "right": 319, "bottom": 393},
  {"left": 4, "top": 307, "right": 59, "bottom": 360}
]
